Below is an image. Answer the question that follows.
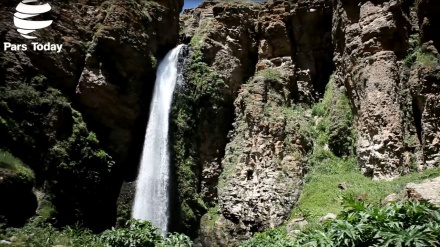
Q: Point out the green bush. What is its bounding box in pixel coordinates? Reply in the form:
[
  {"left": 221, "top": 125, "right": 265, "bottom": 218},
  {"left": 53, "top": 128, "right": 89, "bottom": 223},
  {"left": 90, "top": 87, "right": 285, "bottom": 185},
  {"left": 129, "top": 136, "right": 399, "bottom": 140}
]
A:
[
  {"left": 160, "top": 232, "right": 193, "bottom": 247},
  {"left": 99, "top": 220, "right": 162, "bottom": 247},
  {"left": 0, "top": 219, "right": 194, "bottom": 247},
  {"left": 256, "top": 68, "right": 282, "bottom": 81}
]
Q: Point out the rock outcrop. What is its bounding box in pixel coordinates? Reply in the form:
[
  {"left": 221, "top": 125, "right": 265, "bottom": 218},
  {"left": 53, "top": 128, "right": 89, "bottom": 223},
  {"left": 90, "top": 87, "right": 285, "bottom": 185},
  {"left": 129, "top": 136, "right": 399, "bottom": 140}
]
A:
[
  {"left": 332, "top": 0, "right": 410, "bottom": 179},
  {"left": 213, "top": 67, "right": 312, "bottom": 246},
  {"left": 181, "top": 0, "right": 440, "bottom": 245},
  {"left": 180, "top": 0, "right": 332, "bottom": 245},
  {"left": 406, "top": 176, "right": 440, "bottom": 208}
]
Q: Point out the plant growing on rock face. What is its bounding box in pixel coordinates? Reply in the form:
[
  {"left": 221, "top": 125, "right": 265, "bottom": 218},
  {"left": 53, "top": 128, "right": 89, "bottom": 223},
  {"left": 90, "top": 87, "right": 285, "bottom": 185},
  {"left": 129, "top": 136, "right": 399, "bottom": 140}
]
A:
[
  {"left": 404, "top": 35, "right": 440, "bottom": 69},
  {"left": 0, "top": 77, "right": 115, "bottom": 229},
  {"left": 169, "top": 48, "right": 227, "bottom": 237},
  {"left": 256, "top": 68, "right": 282, "bottom": 81}
]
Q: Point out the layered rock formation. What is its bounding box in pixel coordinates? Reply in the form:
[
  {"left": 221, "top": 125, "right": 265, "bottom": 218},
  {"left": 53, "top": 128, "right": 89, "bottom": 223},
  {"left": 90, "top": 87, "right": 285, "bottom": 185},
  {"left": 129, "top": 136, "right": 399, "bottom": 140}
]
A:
[
  {"left": 179, "top": 0, "right": 440, "bottom": 245},
  {"left": 333, "top": 0, "right": 440, "bottom": 179},
  {"left": 180, "top": 0, "right": 332, "bottom": 245}
]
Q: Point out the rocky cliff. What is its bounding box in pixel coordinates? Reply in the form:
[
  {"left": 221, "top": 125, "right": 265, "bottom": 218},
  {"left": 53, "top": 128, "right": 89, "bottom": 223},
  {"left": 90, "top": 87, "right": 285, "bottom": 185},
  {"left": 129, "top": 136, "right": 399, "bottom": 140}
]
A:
[
  {"left": 0, "top": 0, "right": 439, "bottom": 246},
  {"left": 0, "top": 0, "right": 182, "bottom": 231},
  {"left": 179, "top": 0, "right": 440, "bottom": 246}
]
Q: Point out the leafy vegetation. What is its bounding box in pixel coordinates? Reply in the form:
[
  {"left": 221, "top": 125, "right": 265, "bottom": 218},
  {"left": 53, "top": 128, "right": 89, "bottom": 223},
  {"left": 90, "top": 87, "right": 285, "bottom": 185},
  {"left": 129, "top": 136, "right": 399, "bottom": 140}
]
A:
[
  {"left": 240, "top": 228, "right": 295, "bottom": 247},
  {"left": 256, "top": 68, "right": 282, "bottom": 81},
  {"left": 0, "top": 219, "right": 193, "bottom": 247},
  {"left": 241, "top": 198, "right": 440, "bottom": 247}
]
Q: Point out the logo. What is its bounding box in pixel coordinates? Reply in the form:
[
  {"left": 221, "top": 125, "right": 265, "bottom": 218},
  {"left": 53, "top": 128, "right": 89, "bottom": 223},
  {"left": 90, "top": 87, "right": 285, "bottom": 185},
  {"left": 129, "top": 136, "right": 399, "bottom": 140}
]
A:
[{"left": 14, "top": 0, "right": 53, "bottom": 39}]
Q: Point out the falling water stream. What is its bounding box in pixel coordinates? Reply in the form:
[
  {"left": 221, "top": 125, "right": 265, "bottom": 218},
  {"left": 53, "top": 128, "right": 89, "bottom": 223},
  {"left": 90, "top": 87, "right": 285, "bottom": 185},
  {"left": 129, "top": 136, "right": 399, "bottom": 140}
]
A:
[{"left": 132, "top": 45, "right": 184, "bottom": 236}]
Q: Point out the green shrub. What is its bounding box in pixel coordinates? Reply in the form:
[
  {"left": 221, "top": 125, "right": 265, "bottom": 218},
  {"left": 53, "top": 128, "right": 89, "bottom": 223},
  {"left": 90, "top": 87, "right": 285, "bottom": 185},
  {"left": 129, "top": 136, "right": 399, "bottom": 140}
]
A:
[
  {"left": 160, "top": 232, "right": 193, "bottom": 247},
  {"left": 242, "top": 198, "right": 440, "bottom": 247},
  {"left": 256, "top": 68, "right": 282, "bottom": 81},
  {"left": 99, "top": 220, "right": 162, "bottom": 247}
]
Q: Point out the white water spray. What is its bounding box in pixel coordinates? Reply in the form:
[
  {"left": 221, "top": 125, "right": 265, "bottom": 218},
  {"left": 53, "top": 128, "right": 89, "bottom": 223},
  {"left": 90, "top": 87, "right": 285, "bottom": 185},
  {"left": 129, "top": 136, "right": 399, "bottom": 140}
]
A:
[{"left": 132, "top": 45, "right": 184, "bottom": 236}]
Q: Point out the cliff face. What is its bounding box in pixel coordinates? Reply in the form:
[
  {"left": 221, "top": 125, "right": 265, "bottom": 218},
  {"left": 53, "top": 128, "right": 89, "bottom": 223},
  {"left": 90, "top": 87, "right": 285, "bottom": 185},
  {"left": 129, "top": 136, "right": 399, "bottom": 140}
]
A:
[
  {"left": 0, "top": 0, "right": 439, "bottom": 245},
  {"left": 333, "top": 0, "right": 440, "bottom": 179},
  {"left": 0, "top": 0, "right": 182, "bottom": 230},
  {"left": 180, "top": 0, "right": 440, "bottom": 245},
  {"left": 180, "top": 0, "right": 333, "bottom": 245}
]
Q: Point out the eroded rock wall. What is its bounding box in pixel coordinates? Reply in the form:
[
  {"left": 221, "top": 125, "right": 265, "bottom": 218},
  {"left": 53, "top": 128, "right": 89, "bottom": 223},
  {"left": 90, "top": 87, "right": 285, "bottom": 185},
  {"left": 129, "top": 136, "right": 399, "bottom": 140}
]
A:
[
  {"left": 181, "top": 0, "right": 440, "bottom": 245},
  {"left": 333, "top": 0, "right": 440, "bottom": 179},
  {"left": 180, "top": 0, "right": 333, "bottom": 245}
]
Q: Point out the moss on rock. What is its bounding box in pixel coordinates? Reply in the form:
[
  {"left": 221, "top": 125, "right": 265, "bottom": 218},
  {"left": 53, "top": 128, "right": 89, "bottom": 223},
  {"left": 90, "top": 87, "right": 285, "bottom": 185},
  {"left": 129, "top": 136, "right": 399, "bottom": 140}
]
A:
[
  {"left": 170, "top": 48, "right": 230, "bottom": 237},
  {"left": 0, "top": 150, "right": 36, "bottom": 227},
  {"left": 0, "top": 77, "right": 115, "bottom": 230}
]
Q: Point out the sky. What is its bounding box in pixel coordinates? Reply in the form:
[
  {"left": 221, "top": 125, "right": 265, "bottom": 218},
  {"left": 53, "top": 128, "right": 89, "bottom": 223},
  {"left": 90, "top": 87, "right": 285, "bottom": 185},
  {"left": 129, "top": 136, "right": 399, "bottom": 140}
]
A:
[
  {"left": 182, "top": 0, "right": 266, "bottom": 11},
  {"left": 183, "top": 0, "right": 202, "bottom": 10}
]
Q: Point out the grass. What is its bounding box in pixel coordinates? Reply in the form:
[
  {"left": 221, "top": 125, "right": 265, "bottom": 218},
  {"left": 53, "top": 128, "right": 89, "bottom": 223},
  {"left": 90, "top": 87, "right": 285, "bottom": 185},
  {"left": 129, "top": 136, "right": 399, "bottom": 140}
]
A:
[
  {"left": 404, "top": 35, "right": 440, "bottom": 70},
  {"left": 256, "top": 68, "right": 282, "bottom": 81},
  {"left": 292, "top": 145, "right": 440, "bottom": 221},
  {"left": 190, "top": 18, "right": 215, "bottom": 48},
  {"left": 0, "top": 150, "right": 34, "bottom": 180},
  {"left": 291, "top": 75, "right": 440, "bottom": 220}
]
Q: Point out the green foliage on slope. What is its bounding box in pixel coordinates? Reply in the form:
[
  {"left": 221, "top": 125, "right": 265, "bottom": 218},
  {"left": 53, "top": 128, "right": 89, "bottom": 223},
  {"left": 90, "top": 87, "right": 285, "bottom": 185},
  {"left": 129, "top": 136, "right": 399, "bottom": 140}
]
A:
[
  {"left": 293, "top": 77, "right": 440, "bottom": 219},
  {"left": 241, "top": 198, "right": 440, "bottom": 247},
  {"left": 0, "top": 76, "right": 115, "bottom": 228},
  {"left": 0, "top": 219, "right": 193, "bottom": 247},
  {"left": 0, "top": 150, "right": 34, "bottom": 184}
]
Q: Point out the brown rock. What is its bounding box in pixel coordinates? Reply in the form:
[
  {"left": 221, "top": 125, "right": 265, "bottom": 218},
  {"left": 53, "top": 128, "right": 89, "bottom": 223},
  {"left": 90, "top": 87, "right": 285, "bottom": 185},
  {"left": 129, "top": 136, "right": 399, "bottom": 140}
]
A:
[
  {"left": 332, "top": 0, "right": 410, "bottom": 179},
  {"left": 405, "top": 177, "right": 440, "bottom": 207}
]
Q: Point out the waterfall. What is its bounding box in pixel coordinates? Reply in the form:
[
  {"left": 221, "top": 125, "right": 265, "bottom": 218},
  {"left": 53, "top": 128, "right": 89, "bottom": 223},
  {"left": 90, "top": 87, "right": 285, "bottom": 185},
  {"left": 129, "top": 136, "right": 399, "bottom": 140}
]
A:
[{"left": 132, "top": 44, "right": 184, "bottom": 236}]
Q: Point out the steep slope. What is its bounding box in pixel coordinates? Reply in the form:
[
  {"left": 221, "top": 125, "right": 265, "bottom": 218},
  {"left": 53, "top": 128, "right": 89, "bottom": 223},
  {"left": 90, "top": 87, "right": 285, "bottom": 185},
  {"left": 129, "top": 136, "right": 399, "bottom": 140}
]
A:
[
  {"left": 179, "top": 0, "right": 440, "bottom": 245},
  {"left": 179, "top": 0, "right": 333, "bottom": 245}
]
